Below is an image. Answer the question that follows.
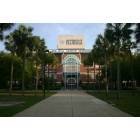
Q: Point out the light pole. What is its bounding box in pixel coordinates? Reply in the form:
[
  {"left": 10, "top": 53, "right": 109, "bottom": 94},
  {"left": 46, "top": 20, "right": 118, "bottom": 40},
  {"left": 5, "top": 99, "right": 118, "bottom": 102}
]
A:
[
  {"left": 42, "top": 49, "right": 49, "bottom": 97},
  {"left": 105, "top": 47, "right": 109, "bottom": 95},
  {"left": 117, "top": 47, "right": 120, "bottom": 99}
]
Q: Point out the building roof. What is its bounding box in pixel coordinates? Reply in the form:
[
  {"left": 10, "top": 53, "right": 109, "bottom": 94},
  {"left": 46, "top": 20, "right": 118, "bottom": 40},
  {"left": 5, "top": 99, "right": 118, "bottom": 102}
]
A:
[{"left": 50, "top": 49, "right": 91, "bottom": 54}]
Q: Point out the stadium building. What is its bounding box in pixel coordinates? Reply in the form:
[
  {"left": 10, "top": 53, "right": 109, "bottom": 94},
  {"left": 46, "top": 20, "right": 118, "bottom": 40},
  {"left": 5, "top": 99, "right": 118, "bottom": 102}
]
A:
[{"left": 49, "top": 35, "right": 100, "bottom": 89}]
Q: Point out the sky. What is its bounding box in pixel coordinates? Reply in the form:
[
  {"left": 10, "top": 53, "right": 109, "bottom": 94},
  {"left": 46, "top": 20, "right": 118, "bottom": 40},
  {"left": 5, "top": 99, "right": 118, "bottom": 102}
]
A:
[{"left": 0, "top": 23, "right": 106, "bottom": 51}]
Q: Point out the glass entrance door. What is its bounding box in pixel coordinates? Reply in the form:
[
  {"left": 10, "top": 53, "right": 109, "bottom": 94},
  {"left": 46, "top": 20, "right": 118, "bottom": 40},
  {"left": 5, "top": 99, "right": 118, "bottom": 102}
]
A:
[{"left": 62, "top": 54, "right": 80, "bottom": 89}]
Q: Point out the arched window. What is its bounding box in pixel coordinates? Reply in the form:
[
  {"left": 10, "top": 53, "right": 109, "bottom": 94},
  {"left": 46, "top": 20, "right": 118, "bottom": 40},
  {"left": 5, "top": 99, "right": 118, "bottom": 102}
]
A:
[{"left": 62, "top": 54, "right": 80, "bottom": 73}]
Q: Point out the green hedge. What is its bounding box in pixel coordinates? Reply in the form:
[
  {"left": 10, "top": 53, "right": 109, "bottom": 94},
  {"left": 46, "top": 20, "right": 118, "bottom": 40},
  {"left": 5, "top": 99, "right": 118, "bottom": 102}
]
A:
[{"left": 80, "top": 83, "right": 105, "bottom": 90}]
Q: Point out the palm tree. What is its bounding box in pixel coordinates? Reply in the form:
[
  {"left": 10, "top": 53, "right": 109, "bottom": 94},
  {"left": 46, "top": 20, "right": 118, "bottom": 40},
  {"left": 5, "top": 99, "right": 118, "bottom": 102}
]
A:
[
  {"left": 91, "top": 46, "right": 101, "bottom": 89},
  {"left": 35, "top": 39, "right": 49, "bottom": 95},
  {"left": 31, "top": 36, "right": 46, "bottom": 91},
  {"left": 45, "top": 52, "right": 57, "bottom": 91},
  {"left": 5, "top": 33, "right": 17, "bottom": 94},
  {"left": 48, "top": 53, "right": 58, "bottom": 88},
  {"left": 49, "top": 53, "right": 58, "bottom": 76},
  {"left": 11, "top": 25, "right": 34, "bottom": 93},
  {"left": 95, "top": 34, "right": 111, "bottom": 95},
  {"left": 0, "top": 23, "right": 14, "bottom": 40},
  {"left": 105, "top": 23, "right": 133, "bottom": 98},
  {"left": 135, "top": 23, "right": 140, "bottom": 44},
  {"left": 0, "top": 24, "right": 14, "bottom": 93}
]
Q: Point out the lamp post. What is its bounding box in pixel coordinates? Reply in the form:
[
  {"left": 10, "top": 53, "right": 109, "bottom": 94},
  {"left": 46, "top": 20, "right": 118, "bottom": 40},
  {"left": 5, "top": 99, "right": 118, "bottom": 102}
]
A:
[
  {"left": 42, "top": 49, "right": 49, "bottom": 97},
  {"left": 105, "top": 47, "right": 109, "bottom": 95}
]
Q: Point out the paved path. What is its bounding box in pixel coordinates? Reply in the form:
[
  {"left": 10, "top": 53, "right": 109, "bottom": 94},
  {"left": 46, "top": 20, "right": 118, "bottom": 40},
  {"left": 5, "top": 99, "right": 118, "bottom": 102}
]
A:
[{"left": 15, "top": 90, "right": 131, "bottom": 117}]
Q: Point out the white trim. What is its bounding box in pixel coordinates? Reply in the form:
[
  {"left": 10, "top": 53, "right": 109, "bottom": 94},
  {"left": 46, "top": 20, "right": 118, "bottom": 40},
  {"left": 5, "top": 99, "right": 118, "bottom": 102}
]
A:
[{"left": 62, "top": 54, "right": 81, "bottom": 65}]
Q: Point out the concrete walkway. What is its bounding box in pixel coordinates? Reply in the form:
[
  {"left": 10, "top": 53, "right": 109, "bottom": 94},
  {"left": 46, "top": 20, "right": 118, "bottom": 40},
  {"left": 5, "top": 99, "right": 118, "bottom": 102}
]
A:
[{"left": 14, "top": 90, "right": 131, "bottom": 117}]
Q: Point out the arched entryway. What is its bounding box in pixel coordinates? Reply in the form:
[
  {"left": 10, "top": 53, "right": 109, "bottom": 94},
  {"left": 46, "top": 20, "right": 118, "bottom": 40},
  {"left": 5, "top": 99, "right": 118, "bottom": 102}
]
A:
[
  {"left": 66, "top": 77, "right": 76, "bottom": 89},
  {"left": 62, "top": 54, "right": 80, "bottom": 89}
]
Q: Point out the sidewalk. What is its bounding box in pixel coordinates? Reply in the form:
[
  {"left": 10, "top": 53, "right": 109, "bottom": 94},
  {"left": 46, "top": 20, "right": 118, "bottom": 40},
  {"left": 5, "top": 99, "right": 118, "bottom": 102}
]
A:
[{"left": 14, "top": 90, "right": 131, "bottom": 117}]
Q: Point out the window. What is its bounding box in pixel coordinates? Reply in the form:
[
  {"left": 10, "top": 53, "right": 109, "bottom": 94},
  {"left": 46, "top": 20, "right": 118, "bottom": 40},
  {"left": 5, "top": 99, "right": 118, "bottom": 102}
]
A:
[{"left": 63, "top": 54, "right": 80, "bottom": 73}]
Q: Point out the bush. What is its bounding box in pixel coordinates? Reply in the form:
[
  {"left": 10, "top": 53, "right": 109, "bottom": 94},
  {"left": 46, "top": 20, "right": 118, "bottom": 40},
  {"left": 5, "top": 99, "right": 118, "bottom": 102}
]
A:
[
  {"left": 80, "top": 83, "right": 106, "bottom": 90},
  {"left": 45, "top": 77, "right": 63, "bottom": 90}
]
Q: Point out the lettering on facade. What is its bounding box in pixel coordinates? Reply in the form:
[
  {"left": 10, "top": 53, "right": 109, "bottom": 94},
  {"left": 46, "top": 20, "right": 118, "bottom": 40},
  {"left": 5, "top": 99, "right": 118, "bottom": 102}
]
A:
[
  {"left": 66, "top": 40, "right": 82, "bottom": 45},
  {"left": 58, "top": 35, "right": 84, "bottom": 49}
]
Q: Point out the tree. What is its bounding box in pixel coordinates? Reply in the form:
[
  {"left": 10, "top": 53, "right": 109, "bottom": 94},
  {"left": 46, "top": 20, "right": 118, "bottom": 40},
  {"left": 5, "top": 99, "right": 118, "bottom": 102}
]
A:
[
  {"left": 133, "top": 54, "right": 140, "bottom": 86},
  {"left": 31, "top": 36, "right": 46, "bottom": 91},
  {"left": 105, "top": 23, "right": 133, "bottom": 98},
  {"left": 135, "top": 23, "right": 140, "bottom": 44},
  {"left": 11, "top": 25, "right": 34, "bottom": 93},
  {"left": 0, "top": 52, "right": 22, "bottom": 89},
  {"left": 95, "top": 34, "right": 111, "bottom": 95},
  {"left": 5, "top": 33, "right": 17, "bottom": 93},
  {"left": 0, "top": 23, "right": 14, "bottom": 93},
  {"left": 0, "top": 23, "right": 14, "bottom": 40},
  {"left": 46, "top": 52, "right": 58, "bottom": 78},
  {"left": 33, "top": 38, "right": 51, "bottom": 95}
]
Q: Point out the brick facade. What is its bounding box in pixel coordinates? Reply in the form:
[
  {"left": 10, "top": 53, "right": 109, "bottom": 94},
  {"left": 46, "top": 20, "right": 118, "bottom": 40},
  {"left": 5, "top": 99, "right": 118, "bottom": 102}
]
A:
[
  {"left": 48, "top": 35, "right": 101, "bottom": 87},
  {"left": 53, "top": 52, "right": 100, "bottom": 84}
]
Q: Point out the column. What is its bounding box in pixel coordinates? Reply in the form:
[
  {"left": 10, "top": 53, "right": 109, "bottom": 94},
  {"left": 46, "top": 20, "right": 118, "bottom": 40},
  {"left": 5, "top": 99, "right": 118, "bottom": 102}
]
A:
[
  {"left": 77, "top": 63, "right": 78, "bottom": 88},
  {"left": 64, "top": 64, "right": 66, "bottom": 89}
]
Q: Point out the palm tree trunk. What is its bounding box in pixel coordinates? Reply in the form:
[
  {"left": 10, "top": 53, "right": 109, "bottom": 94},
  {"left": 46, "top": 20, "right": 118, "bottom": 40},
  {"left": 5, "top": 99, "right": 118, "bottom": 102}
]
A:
[
  {"left": 109, "top": 63, "right": 112, "bottom": 89},
  {"left": 87, "top": 67, "right": 89, "bottom": 84},
  {"left": 94, "top": 63, "right": 95, "bottom": 80},
  {"left": 117, "top": 58, "right": 120, "bottom": 99},
  {"left": 130, "top": 55, "right": 135, "bottom": 88},
  {"left": 35, "top": 63, "right": 39, "bottom": 91},
  {"left": 86, "top": 68, "right": 88, "bottom": 83},
  {"left": 93, "top": 62, "right": 95, "bottom": 89},
  {"left": 42, "top": 64, "right": 46, "bottom": 97},
  {"left": 9, "top": 58, "right": 14, "bottom": 95},
  {"left": 47, "top": 64, "right": 50, "bottom": 90},
  {"left": 48, "top": 64, "right": 49, "bottom": 78},
  {"left": 98, "top": 64, "right": 101, "bottom": 89},
  {"left": 35, "top": 63, "right": 39, "bottom": 96},
  {"left": 22, "top": 59, "right": 25, "bottom": 94},
  {"left": 105, "top": 53, "right": 109, "bottom": 96},
  {"left": 22, "top": 49, "right": 26, "bottom": 95}
]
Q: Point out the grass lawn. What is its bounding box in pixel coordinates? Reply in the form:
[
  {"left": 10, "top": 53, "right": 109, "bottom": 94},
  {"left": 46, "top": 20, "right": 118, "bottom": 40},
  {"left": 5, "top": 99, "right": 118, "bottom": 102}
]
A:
[
  {"left": 87, "top": 90, "right": 140, "bottom": 116},
  {"left": 0, "top": 91, "right": 55, "bottom": 117}
]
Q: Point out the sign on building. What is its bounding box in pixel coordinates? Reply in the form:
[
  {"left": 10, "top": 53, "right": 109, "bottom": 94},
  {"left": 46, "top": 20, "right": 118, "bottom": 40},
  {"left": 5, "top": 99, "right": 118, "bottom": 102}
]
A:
[{"left": 57, "top": 35, "right": 84, "bottom": 49}]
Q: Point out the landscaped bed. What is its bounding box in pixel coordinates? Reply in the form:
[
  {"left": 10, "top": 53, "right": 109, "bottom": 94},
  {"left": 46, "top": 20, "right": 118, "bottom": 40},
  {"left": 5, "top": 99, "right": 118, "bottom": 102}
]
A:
[
  {"left": 87, "top": 90, "right": 140, "bottom": 116},
  {"left": 0, "top": 91, "right": 55, "bottom": 116}
]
